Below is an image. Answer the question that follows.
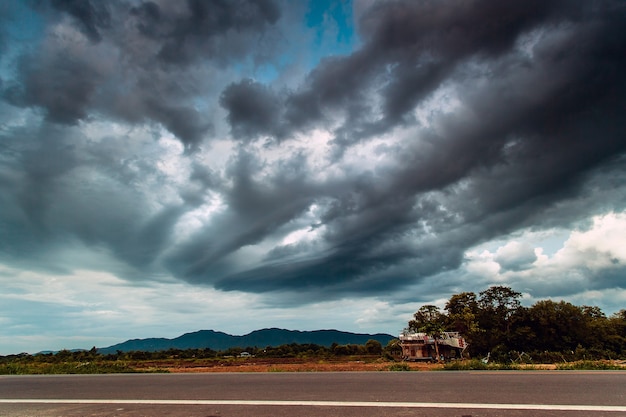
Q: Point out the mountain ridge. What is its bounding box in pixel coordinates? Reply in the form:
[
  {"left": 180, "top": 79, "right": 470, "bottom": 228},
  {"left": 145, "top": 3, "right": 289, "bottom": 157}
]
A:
[{"left": 97, "top": 328, "right": 396, "bottom": 354}]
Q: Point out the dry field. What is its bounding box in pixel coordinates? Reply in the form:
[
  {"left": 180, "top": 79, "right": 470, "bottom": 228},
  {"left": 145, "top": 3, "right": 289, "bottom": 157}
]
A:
[
  {"left": 134, "top": 357, "right": 441, "bottom": 373},
  {"left": 131, "top": 358, "right": 626, "bottom": 373}
]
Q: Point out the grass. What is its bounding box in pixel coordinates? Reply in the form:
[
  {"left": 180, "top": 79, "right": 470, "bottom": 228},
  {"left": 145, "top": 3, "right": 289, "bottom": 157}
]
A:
[
  {"left": 0, "top": 361, "right": 166, "bottom": 375},
  {"left": 555, "top": 360, "right": 625, "bottom": 370},
  {"left": 442, "top": 359, "right": 521, "bottom": 371},
  {"left": 2, "top": 357, "right": 623, "bottom": 374},
  {"left": 443, "top": 359, "right": 626, "bottom": 371},
  {"left": 388, "top": 363, "right": 412, "bottom": 371}
]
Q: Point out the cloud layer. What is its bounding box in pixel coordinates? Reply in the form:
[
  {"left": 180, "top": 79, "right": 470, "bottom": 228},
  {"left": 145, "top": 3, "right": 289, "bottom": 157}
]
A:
[{"left": 1, "top": 0, "right": 625, "bottom": 352}]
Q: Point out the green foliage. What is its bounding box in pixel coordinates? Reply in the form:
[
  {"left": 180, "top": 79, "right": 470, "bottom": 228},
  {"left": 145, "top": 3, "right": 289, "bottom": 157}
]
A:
[
  {"left": 365, "top": 339, "right": 383, "bottom": 355},
  {"left": 0, "top": 361, "right": 140, "bottom": 375},
  {"left": 409, "top": 305, "right": 445, "bottom": 336},
  {"left": 442, "top": 360, "right": 520, "bottom": 371},
  {"left": 555, "top": 361, "right": 624, "bottom": 370},
  {"left": 332, "top": 343, "right": 367, "bottom": 356},
  {"left": 442, "top": 359, "right": 488, "bottom": 370},
  {"left": 384, "top": 338, "right": 402, "bottom": 360},
  {"left": 409, "top": 286, "right": 626, "bottom": 361},
  {"left": 0, "top": 339, "right": 389, "bottom": 374},
  {"left": 409, "top": 305, "right": 447, "bottom": 360},
  {"left": 388, "top": 363, "right": 412, "bottom": 371},
  {"left": 0, "top": 363, "right": 30, "bottom": 375},
  {"left": 445, "top": 292, "right": 481, "bottom": 343}
]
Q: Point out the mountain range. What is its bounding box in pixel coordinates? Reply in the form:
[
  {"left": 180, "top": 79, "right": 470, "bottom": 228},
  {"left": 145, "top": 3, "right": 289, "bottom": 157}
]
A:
[{"left": 97, "top": 328, "right": 396, "bottom": 354}]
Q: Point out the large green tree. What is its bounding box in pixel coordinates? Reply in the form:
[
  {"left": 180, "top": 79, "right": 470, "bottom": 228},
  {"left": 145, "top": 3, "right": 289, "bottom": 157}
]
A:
[
  {"left": 476, "top": 286, "right": 523, "bottom": 353},
  {"left": 526, "top": 300, "right": 587, "bottom": 352},
  {"left": 409, "top": 305, "right": 446, "bottom": 361},
  {"left": 445, "top": 291, "right": 481, "bottom": 353},
  {"left": 607, "top": 310, "right": 626, "bottom": 355},
  {"left": 408, "top": 286, "right": 625, "bottom": 360}
]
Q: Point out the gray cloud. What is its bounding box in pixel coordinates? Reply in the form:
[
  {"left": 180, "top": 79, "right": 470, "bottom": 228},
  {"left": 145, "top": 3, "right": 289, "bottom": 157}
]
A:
[
  {"left": 2, "top": 0, "right": 282, "bottom": 150},
  {"left": 165, "top": 149, "right": 318, "bottom": 282},
  {"left": 49, "top": 0, "right": 111, "bottom": 43},
  {"left": 222, "top": 0, "right": 625, "bottom": 159},
  {"left": 220, "top": 79, "right": 283, "bottom": 141},
  {"left": 1, "top": 0, "right": 625, "bottom": 307},
  {"left": 130, "top": 0, "right": 280, "bottom": 65},
  {"left": 495, "top": 242, "right": 537, "bottom": 272},
  {"left": 0, "top": 125, "right": 144, "bottom": 268},
  {"left": 5, "top": 49, "right": 104, "bottom": 124},
  {"left": 214, "top": 0, "right": 626, "bottom": 296}
]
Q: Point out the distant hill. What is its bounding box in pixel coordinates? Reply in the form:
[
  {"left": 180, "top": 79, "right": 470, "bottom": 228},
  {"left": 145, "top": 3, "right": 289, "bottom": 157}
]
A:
[{"left": 98, "top": 328, "right": 395, "bottom": 354}]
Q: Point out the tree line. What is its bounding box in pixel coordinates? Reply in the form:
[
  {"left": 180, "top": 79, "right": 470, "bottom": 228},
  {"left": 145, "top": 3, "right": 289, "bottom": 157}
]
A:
[
  {"left": 0, "top": 340, "right": 387, "bottom": 364},
  {"left": 408, "top": 286, "right": 626, "bottom": 362}
]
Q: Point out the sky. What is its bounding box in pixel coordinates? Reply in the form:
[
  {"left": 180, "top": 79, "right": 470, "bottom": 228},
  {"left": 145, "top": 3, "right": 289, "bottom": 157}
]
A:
[{"left": 1, "top": 0, "right": 625, "bottom": 355}]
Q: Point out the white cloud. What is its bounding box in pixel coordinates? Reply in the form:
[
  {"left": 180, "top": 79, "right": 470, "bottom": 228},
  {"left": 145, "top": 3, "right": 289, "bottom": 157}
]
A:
[
  {"left": 0, "top": 263, "right": 405, "bottom": 354},
  {"left": 0, "top": 265, "right": 262, "bottom": 353},
  {"left": 554, "top": 212, "right": 626, "bottom": 267},
  {"left": 457, "top": 211, "right": 626, "bottom": 310},
  {"left": 465, "top": 249, "right": 502, "bottom": 278},
  {"left": 494, "top": 241, "right": 537, "bottom": 272}
]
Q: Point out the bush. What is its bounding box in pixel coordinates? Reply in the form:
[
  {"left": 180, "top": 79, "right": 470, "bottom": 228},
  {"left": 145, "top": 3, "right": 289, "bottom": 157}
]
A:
[
  {"left": 556, "top": 360, "right": 624, "bottom": 370},
  {"left": 0, "top": 361, "right": 151, "bottom": 375},
  {"left": 388, "top": 363, "right": 412, "bottom": 371},
  {"left": 443, "top": 359, "right": 488, "bottom": 370},
  {"left": 442, "top": 360, "right": 520, "bottom": 371}
]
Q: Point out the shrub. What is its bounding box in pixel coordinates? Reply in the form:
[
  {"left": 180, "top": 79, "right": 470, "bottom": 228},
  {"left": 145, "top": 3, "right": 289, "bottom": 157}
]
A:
[
  {"left": 388, "top": 363, "right": 412, "bottom": 371},
  {"left": 556, "top": 360, "right": 624, "bottom": 370},
  {"left": 442, "top": 360, "right": 520, "bottom": 371}
]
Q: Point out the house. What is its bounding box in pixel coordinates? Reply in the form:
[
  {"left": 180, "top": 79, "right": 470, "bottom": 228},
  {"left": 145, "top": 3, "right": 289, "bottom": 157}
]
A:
[{"left": 399, "top": 331, "right": 467, "bottom": 361}]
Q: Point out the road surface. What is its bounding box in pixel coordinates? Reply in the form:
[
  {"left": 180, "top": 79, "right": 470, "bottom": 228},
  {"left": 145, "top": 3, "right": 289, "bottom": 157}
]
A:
[{"left": 1, "top": 371, "right": 625, "bottom": 416}]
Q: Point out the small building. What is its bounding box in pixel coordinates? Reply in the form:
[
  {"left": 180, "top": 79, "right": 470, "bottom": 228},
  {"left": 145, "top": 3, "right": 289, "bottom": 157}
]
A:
[{"left": 399, "top": 331, "right": 467, "bottom": 361}]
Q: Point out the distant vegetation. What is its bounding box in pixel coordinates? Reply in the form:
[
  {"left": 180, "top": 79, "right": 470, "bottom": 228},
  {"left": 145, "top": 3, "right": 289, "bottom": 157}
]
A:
[
  {"left": 409, "top": 286, "right": 626, "bottom": 363},
  {"left": 0, "top": 340, "right": 391, "bottom": 374},
  {"left": 442, "top": 360, "right": 625, "bottom": 371},
  {"left": 2, "top": 285, "right": 624, "bottom": 374},
  {"left": 0, "top": 348, "right": 141, "bottom": 374}
]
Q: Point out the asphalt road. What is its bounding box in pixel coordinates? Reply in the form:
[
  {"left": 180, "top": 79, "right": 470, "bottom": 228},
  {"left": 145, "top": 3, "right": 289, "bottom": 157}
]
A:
[{"left": 1, "top": 371, "right": 625, "bottom": 416}]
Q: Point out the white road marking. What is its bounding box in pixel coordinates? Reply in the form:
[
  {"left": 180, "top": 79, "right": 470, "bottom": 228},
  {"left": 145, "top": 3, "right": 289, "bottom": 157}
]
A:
[{"left": 1, "top": 399, "right": 625, "bottom": 412}]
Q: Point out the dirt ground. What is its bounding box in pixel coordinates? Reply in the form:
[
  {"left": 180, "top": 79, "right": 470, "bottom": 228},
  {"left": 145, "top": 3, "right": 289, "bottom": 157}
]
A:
[
  {"left": 132, "top": 357, "right": 625, "bottom": 373},
  {"left": 135, "top": 357, "right": 440, "bottom": 373}
]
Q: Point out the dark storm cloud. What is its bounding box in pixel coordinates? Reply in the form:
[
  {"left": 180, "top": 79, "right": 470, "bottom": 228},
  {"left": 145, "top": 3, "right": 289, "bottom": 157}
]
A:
[
  {"left": 1, "top": 0, "right": 626, "bottom": 304},
  {"left": 220, "top": 79, "right": 282, "bottom": 141},
  {"left": 0, "top": 126, "right": 86, "bottom": 264},
  {"left": 218, "top": 46, "right": 382, "bottom": 142},
  {"left": 0, "top": 4, "right": 11, "bottom": 57},
  {"left": 5, "top": 50, "right": 104, "bottom": 124},
  {"left": 224, "top": 0, "right": 624, "bottom": 154},
  {"left": 2, "top": 0, "right": 281, "bottom": 149},
  {"left": 142, "top": 98, "right": 212, "bottom": 150},
  {"left": 165, "top": 149, "right": 318, "bottom": 281},
  {"left": 130, "top": 0, "right": 280, "bottom": 65},
  {"left": 221, "top": 0, "right": 570, "bottom": 147},
  {"left": 49, "top": 0, "right": 111, "bottom": 43},
  {"left": 212, "top": 0, "right": 626, "bottom": 296}
]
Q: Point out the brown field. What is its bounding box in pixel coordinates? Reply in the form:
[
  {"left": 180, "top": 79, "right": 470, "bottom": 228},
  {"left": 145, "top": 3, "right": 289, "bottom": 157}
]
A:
[
  {"left": 133, "top": 357, "right": 441, "bottom": 373},
  {"left": 127, "top": 357, "right": 626, "bottom": 373}
]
